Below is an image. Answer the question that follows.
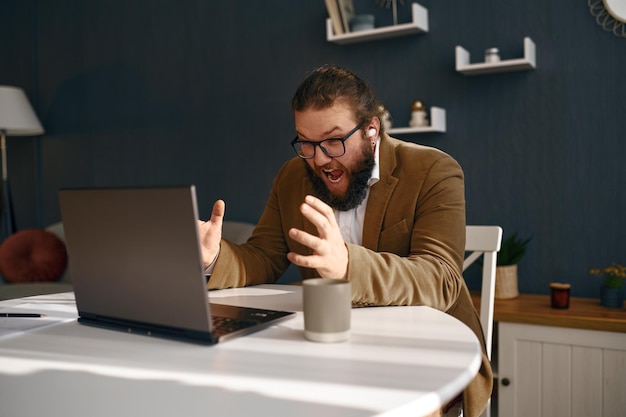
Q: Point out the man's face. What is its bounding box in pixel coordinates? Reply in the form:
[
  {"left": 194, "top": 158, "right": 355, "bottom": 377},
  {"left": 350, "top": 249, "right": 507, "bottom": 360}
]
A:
[{"left": 294, "top": 101, "right": 377, "bottom": 211}]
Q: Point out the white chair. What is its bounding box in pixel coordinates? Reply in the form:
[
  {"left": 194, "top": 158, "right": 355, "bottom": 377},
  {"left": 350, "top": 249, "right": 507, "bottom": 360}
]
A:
[
  {"left": 463, "top": 225, "right": 503, "bottom": 417},
  {"left": 221, "top": 221, "right": 301, "bottom": 283},
  {"left": 222, "top": 221, "right": 256, "bottom": 244},
  {"left": 463, "top": 225, "right": 503, "bottom": 359}
]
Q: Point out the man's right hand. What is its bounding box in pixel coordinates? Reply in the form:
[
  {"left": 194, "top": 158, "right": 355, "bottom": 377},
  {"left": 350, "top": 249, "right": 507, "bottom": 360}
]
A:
[{"left": 198, "top": 199, "right": 225, "bottom": 269}]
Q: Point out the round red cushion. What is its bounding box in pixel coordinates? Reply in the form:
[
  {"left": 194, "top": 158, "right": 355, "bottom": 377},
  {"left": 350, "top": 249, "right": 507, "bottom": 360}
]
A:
[{"left": 0, "top": 229, "right": 68, "bottom": 283}]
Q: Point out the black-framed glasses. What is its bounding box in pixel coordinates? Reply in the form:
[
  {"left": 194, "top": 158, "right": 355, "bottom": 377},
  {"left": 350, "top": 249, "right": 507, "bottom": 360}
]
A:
[{"left": 290, "top": 123, "right": 363, "bottom": 159}]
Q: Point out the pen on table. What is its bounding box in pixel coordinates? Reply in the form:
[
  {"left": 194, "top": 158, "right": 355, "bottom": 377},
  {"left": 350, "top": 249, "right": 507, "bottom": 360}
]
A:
[{"left": 0, "top": 313, "right": 47, "bottom": 318}]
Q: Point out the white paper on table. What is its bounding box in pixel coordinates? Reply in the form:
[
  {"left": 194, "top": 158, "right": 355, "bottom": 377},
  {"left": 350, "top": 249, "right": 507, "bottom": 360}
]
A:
[{"left": 0, "top": 303, "right": 77, "bottom": 341}]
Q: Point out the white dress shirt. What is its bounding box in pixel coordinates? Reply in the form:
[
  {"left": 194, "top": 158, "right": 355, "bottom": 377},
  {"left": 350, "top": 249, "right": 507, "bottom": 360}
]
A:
[{"left": 334, "top": 136, "right": 380, "bottom": 245}]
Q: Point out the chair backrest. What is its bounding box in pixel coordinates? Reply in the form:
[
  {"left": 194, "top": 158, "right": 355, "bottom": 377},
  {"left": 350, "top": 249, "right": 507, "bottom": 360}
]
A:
[
  {"left": 222, "top": 221, "right": 256, "bottom": 244},
  {"left": 463, "top": 225, "right": 503, "bottom": 360}
]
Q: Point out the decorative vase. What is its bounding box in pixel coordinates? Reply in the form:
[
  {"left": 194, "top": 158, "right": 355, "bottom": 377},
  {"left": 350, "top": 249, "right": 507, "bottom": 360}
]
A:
[
  {"left": 495, "top": 264, "right": 520, "bottom": 299},
  {"left": 600, "top": 286, "right": 624, "bottom": 308}
]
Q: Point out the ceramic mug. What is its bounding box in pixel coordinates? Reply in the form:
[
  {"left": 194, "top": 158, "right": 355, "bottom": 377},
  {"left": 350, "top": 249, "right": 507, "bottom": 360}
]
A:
[{"left": 302, "top": 278, "right": 351, "bottom": 343}]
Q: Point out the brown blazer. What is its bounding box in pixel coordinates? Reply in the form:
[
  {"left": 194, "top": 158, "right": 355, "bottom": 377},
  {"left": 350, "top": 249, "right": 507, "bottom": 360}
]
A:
[{"left": 209, "top": 133, "right": 492, "bottom": 417}]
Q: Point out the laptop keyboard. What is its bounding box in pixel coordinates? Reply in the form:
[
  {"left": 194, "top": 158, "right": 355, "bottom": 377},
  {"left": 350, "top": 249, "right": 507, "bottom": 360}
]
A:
[{"left": 211, "top": 316, "right": 258, "bottom": 337}]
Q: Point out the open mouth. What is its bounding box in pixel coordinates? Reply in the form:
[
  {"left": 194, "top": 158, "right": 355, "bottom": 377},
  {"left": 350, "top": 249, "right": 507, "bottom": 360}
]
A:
[{"left": 323, "top": 168, "right": 344, "bottom": 183}]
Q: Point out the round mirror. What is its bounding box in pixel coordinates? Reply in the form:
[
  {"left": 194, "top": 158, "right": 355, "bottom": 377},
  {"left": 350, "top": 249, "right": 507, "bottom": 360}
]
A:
[
  {"left": 603, "top": 0, "right": 626, "bottom": 23},
  {"left": 589, "top": 0, "right": 626, "bottom": 38}
]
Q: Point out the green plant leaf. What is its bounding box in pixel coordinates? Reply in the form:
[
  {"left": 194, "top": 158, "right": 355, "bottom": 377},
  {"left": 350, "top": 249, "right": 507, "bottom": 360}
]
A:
[{"left": 497, "top": 233, "right": 532, "bottom": 266}]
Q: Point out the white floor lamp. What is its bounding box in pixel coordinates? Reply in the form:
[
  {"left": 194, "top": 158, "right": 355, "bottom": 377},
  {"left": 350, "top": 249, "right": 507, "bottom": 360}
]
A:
[{"left": 0, "top": 86, "right": 45, "bottom": 239}]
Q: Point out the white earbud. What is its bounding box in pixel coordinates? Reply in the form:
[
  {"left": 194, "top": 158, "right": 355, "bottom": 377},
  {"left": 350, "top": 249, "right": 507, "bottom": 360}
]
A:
[{"left": 368, "top": 128, "right": 376, "bottom": 138}]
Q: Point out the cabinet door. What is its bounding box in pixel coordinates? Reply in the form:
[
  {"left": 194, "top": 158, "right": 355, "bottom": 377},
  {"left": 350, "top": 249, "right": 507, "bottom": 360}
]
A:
[{"left": 498, "top": 323, "right": 626, "bottom": 417}]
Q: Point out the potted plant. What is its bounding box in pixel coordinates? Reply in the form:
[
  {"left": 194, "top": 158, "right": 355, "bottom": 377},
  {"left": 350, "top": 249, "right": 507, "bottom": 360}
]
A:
[
  {"left": 495, "top": 233, "right": 532, "bottom": 299},
  {"left": 589, "top": 263, "right": 625, "bottom": 308}
]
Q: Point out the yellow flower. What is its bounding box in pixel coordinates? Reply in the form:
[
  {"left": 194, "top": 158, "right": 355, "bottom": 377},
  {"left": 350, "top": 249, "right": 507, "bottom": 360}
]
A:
[{"left": 590, "top": 263, "right": 626, "bottom": 288}]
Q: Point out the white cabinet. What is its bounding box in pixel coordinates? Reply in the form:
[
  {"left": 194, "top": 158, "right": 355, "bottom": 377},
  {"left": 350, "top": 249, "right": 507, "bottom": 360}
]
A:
[{"left": 498, "top": 322, "right": 626, "bottom": 417}]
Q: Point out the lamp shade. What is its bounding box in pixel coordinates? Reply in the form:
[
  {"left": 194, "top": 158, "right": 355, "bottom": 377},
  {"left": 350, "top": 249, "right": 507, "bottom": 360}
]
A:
[{"left": 0, "top": 86, "right": 44, "bottom": 136}]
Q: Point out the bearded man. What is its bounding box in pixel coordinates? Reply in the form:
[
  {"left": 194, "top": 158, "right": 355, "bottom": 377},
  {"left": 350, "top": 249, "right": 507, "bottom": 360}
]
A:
[{"left": 199, "top": 65, "right": 492, "bottom": 417}]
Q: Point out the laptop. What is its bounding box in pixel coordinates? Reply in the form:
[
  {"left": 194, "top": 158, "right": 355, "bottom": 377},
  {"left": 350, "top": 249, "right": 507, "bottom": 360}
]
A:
[{"left": 58, "top": 185, "right": 295, "bottom": 344}]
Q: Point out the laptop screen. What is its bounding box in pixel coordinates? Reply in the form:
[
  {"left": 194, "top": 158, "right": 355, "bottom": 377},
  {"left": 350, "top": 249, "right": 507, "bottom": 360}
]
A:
[
  {"left": 59, "top": 186, "right": 294, "bottom": 344},
  {"left": 60, "top": 186, "right": 212, "bottom": 332}
]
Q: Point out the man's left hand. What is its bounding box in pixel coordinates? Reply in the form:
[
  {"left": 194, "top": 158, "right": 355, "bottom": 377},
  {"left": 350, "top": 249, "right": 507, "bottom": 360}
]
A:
[{"left": 287, "top": 195, "right": 348, "bottom": 279}]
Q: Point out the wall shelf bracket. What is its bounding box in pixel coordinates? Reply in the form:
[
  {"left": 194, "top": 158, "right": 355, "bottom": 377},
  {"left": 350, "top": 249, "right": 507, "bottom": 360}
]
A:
[
  {"left": 456, "top": 37, "right": 536, "bottom": 75},
  {"left": 387, "top": 107, "right": 446, "bottom": 134},
  {"left": 327, "top": 2, "right": 428, "bottom": 45}
]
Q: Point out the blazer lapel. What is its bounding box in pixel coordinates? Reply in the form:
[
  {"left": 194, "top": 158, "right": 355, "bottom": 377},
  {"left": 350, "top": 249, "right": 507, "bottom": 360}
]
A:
[{"left": 362, "top": 134, "right": 398, "bottom": 251}]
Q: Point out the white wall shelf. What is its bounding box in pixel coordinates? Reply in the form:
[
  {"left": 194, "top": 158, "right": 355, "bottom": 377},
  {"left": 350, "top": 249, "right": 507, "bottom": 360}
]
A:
[
  {"left": 456, "top": 37, "right": 536, "bottom": 75},
  {"left": 387, "top": 107, "right": 446, "bottom": 134},
  {"left": 327, "top": 3, "right": 428, "bottom": 45}
]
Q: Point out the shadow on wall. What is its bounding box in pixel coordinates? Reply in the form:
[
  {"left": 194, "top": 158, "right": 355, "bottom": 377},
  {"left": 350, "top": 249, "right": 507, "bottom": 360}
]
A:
[{"left": 44, "top": 63, "right": 182, "bottom": 134}]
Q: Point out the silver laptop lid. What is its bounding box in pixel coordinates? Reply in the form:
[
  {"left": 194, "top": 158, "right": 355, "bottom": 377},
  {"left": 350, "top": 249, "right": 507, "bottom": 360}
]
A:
[{"left": 59, "top": 186, "right": 212, "bottom": 334}]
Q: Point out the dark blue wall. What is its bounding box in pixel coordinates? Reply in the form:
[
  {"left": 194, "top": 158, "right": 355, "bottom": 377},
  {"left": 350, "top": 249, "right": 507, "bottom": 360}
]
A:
[{"left": 2, "top": 0, "right": 625, "bottom": 296}]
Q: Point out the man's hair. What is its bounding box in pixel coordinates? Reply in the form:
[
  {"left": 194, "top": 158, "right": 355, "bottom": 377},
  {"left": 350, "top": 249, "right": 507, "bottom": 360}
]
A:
[{"left": 291, "top": 65, "right": 384, "bottom": 133}]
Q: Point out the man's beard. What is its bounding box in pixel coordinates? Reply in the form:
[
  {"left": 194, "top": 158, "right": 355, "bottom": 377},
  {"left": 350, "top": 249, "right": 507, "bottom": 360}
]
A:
[{"left": 305, "top": 145, "right": 375, "bottom": 211}]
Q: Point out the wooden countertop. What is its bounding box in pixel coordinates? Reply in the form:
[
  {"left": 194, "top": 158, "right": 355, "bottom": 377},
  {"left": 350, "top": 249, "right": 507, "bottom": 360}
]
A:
[{"left": 471, "top": 292, "right": 626, "bottom": 333}]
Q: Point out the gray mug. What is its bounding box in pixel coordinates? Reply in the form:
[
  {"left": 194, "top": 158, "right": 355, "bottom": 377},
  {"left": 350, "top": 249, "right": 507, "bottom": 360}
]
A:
[{"left": 302, "top": 278, "right": 352, "bottom": 343}]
